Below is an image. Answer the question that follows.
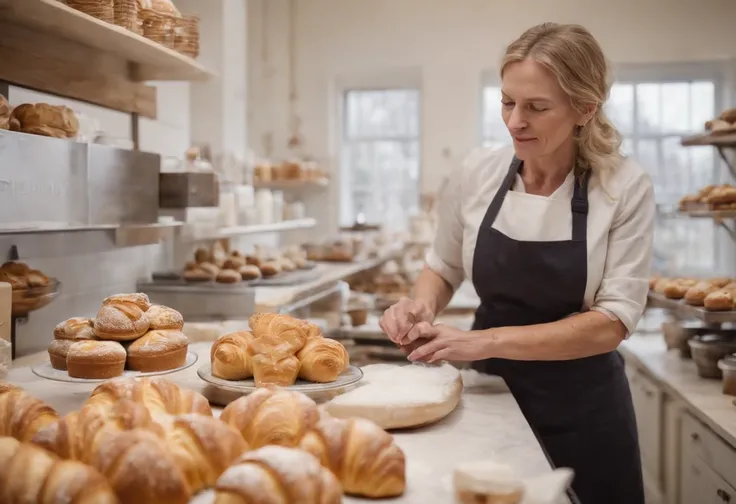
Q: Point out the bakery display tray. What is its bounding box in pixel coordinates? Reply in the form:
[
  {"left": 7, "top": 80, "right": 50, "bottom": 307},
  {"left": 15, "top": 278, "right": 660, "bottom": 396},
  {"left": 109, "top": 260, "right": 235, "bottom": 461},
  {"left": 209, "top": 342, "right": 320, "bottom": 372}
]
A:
[
  {"left": 648, "top": 292, "right": 736, "bottom": 323},
  {"left": 196, "top": 364, "right": 363, "bottom": 399},
  {"left": 30, "top": 351, "right": 198, "bottom": 383}
]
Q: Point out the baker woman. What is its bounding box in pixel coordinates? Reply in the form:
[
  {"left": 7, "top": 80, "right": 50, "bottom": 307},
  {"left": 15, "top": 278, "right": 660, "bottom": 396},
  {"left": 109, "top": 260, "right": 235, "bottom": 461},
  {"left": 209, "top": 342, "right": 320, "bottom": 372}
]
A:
[{"left": 379, "top": 23, "right": 654, "bottom": 504}]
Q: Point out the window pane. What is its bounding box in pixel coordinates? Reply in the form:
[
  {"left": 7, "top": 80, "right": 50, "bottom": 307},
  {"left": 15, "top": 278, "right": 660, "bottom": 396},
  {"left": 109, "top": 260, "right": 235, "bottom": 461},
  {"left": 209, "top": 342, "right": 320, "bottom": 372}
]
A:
[
  {"left": 690, "top": 145, "right": 717, "bottom": 188},
  {"left": 637, "top": 83, "right": 662, "bottom": 134},
  {"left": 482, "top": 86, "right": 511, "bottom": 146},
  {"left": 661, "top": 83, "right": 690, "bottom": 133},
  {"left": 690, "top": 82, "right": 716, "bottom": 131},
  {"left": 344, "top": 89, "right": 419, "bottom": 139},
  {"left": 606, "top": 83, "right": 634, "bottom": 134}
]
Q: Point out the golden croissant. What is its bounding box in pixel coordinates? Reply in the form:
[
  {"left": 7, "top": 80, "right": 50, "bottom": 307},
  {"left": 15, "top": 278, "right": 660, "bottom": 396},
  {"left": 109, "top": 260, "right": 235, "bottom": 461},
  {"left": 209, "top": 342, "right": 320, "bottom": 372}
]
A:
[
  {"left": 0, "top": 436, "right": 119, "bottom": 504},
  {"left": 0, "top": 385, "right": 59, "bottom": 442},
  {"left": 297, "top": 337, "right": 349, "bottom": 382},
  {"left": 211, "top": 331, "right": 255, "bottom": 380},
  {"left": 247, "top": 312, "right": 277, "bottom": 337},
  {"left": 84, "top": 376, "right": 213, "bottom": 418},
  {"left": 219, "top": 388, "right": 320, "bottom": 449},
  {"left": 213, "top": 445, "right": 342, "bottom": 504},
  {"left": 299, "top": 415, "right": 406, "bottom": 498},
  {"left": 249, "top": 314, "right": 308, "bottom": 358}
]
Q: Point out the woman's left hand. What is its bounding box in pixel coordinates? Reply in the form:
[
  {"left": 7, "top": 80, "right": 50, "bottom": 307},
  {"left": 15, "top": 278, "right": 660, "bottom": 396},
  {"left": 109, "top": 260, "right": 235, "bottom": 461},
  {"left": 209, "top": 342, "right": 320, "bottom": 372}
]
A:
[{"left": 404, "top": 322, "right": 486, "bottom": 363}]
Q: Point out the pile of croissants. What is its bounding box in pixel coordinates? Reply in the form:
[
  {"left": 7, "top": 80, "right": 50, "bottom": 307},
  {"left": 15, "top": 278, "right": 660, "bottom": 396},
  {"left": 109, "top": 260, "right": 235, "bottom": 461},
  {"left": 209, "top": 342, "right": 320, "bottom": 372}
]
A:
[
  {"left": 650, "top": 275, "right": 736, "bottom": 311},
  {"left": 0, "top": 377, "right": 406, "bottom": 503},
  {"left": 210, "top": 312, "right": 350, "bottom": 386}
]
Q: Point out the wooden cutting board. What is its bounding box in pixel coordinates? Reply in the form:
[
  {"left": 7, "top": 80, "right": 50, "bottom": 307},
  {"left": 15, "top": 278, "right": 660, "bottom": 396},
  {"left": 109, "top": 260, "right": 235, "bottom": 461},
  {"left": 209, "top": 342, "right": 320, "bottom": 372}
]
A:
[{"left": 323, "top": 363, "right": 463, "bottom": 430}]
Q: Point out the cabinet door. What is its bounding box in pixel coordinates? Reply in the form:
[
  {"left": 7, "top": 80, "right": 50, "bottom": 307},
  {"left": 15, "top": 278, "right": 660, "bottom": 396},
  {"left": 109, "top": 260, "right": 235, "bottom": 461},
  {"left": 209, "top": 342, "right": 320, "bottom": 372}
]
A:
[
  {"left": 630, "top": 369, "right": 663, "bottom": 485},
  {"left": 681, "top": 451, "right": 736, "bottom": 504}
]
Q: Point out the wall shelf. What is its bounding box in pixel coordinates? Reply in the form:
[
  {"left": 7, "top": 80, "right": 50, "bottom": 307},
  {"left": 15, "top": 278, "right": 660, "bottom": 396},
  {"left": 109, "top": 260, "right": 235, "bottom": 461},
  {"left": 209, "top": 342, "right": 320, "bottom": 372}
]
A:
[
  {"left": 0, "top": 0, "right": 214, "bottom": 83},
  {"left": 183, "top": 218, "right": 318, "bottom": 242}
]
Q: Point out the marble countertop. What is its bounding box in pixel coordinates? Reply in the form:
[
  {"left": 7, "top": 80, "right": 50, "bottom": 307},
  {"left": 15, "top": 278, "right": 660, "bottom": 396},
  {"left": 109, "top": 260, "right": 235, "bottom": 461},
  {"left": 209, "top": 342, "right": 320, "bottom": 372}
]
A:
[
  {"left": 620, "top": 334, "right": 736, "bottom": 447},
  {"left": 6, "top": 342, "right": 565, "bottom": 504}
]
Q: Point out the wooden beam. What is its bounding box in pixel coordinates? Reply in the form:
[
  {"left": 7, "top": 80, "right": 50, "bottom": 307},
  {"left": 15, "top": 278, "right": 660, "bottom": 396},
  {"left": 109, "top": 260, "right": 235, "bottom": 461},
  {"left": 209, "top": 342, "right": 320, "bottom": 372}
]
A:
[{"left": 0, "top": 21, "right": 156, "bottom": 118}]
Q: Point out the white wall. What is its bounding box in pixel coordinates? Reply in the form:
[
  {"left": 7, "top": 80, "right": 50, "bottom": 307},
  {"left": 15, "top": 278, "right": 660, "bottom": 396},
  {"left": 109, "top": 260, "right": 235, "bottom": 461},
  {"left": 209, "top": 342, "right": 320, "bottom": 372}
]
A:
[{"left": 247, "top": 0, "right": 736, "bottom": 233}]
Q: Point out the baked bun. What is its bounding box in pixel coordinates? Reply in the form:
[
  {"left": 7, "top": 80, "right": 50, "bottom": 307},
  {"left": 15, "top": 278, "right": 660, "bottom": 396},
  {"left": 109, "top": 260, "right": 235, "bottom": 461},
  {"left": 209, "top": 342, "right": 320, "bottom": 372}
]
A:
[
  {"left": 102, "top": 292, "right": 151, "bottom": 311},
  {"left": 296, "top": 337, "right": 349, "bottom": 383},
  {"left": 214, "top": 445, "right": 343, "bottom": 504},
  {"left": 183, "top": 267, "right": 213, "bottom": 282},
  {"left": 280, "top": 258, "right": 297, "bottom": 272},
  {"left": 199, "top": 262, "right": 219, "bottom": 277},
  {"left": 66, "top": 341, "right": 127, "bottom": 379},
  {"left": 53, "top": 317, "right": 97, "bottom": 341},
  {"left": 126, "top": 330, "right": 189, "bottom": 372},
  {"left": 223, "top": 257, "right": 245, "bottom": 270},
  {"left": 211, "top": 331, "right": 255, "bottom": 380},
  {"left": 94, "top": 302, "right": 150, "bottom": 341},
  {"left": 216, "top": 269, "right": 242, "bottom": 284},
  {"left": 219, "top": 388, "right": 319, "bottom": 449},
  {"left": 238, "top": 264, "right": 262, "bottom": 281},
  {"left": 146, "top": 304, "right": 184, "bottom": 330},
  {"left": 48, "top": 339, "right": 76, "bottom": 370},
  {"left": 704, "top": 290, "right": 734, "bottom": 311},
  {"left": 259, "top": 262, "right": 281, "bottom": 277},
  {"left": 684, "top": 282, "right": 719, "bottom": 306}
]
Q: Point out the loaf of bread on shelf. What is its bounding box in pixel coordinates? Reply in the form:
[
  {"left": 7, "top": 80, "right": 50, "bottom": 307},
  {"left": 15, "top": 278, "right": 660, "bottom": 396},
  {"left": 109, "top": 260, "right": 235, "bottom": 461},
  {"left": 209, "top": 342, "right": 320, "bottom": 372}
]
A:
[
  {"left": 259, "top": 261, "right": 282, "bottom": 277},
  {"left": 684, "top": 281, "right": 720, "bottom": 306},
  {"left": 211, "top": 331, "right": 255, "bottom": 380},
  {"left": 219, "top": 388, "right": 320, "bottom": 449},
  {"left": 126, "top": 329, "right": 189, "bottom": 372},
  {"left": 238, "top": 264, "right": 262, "bottom": 280},
  {"left": 84, "top": 376, "right": 213, "bottom": 419},
  {"left": 54, "top": 317, "right": 97, "bottom": 340},
  {"left": 94, "top": 296, "right": 151, "bottom": 341},
  {"left": 297, "top": 336, "right": 349, "bottom": 382},
  {"left": 299, "top": 415, "right": 406, "bottom": 498},
  {"left": 0, "top": 436, "right": 118, "bottom": 504},
  {"left": 213, "top": 445, "right": 342, "bottom": 504},
  {"left": 66, "top": 340, "right": 127, "bottom": 379},
  {"left": 146, "top": 304, "right": 184, "bottom": 330},
  {"left": 11, "top": 103, "right": 80, "bottom": 139},
  {"left": 663, "top": 278, "right": 697, "bottom": 299},
  {"left": 704, "top": 290, "right": 734, "bottom": 311},
  {"left": 0, "top": 385, "right": 59, "bottom": 442},
  {"left": 0, "top": 94, "right": 9, "bottom": 130}
]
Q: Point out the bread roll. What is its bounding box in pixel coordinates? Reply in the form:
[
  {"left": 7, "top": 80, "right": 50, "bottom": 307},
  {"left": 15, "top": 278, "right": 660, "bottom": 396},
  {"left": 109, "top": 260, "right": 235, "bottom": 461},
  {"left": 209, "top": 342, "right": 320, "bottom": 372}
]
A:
[
  {"left": 238, "top": 264, "right": 262, "bottom": 281},
  {"left": 213, "top": 445, "right": 342, "bottom": 504},
  {"left": 219, "top": 388, "right": 319, "bottom": 449},
  {"left": 183, "top": 267, "right": 213, "bottom": 282},
  {"left": 84, "top": 377, "right": 213, "bottom": 418},
  {"left": 0, "top": 387, "right": 59, "bottom": 442},
  {"left": 259, "top": 262, "right": 281, "bottom": 277},
  {"left": 0, "top": 436, "right": 118, "bottom": 504},
  {"left": 704, "top": 290, "right": 734, "bottom": 311},
  {"left": 66, "top": 341, "right": 127, "bottom": 379},
  {"left": 199, "top": 262, "right": 219, "bottom": 277},
  {"left": 146, "top": 305, "right": 184, "bottom": 330},
  {"left": 94, "top": 302, "right": 150, "bottom": 341},
  {"left": 216, "top": 269, "right": 242, "bottom": 284},
  {"left": 53, "top": 317, "right": 97, "bottom": 341},
  {"left": 210, "top": 331, "right": 255, "bottom": 380},
  {"left": 684, "top": 282, "right": 719, "bottom": 306},
  {"left": 663, "top": 281, "right": 690, "bottom": 299},
  {"left": 299, "top": 415, "right": 406, "bottom": 498},
  {"left": 103, "top": 293, "right": 151, "bottom": 311},
  {"left": 47, "top": 339, "right": 76, "bottom": 370},
  {"left": 296, "top": 337, "right": 349, "bottom": 383},
  {"left": 126, "top": 330, "right": 188, "bottom": 372}
]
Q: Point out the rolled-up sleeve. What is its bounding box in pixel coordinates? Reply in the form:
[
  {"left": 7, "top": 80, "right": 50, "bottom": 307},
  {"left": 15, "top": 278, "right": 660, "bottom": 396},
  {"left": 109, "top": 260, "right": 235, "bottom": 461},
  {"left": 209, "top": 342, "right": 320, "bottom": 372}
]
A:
[
  {"left": 591, "top": 171, "right": 656, "bottom": 334},
  {"left": 425, "top": 163, "right": 466, "bottom": 291}
]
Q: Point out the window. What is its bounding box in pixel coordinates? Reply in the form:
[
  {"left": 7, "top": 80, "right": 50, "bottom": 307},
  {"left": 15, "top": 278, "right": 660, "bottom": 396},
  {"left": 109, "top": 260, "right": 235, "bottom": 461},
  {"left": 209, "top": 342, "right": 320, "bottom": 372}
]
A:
[
  {"left": 340, "top": 89, "right": 421, "bottom": 231},
  {"left": 605, "top": 71, "right": 723, "bottom": 274},
  {"left": 481, "top": 85, "right": 511, "bottom": 149}
]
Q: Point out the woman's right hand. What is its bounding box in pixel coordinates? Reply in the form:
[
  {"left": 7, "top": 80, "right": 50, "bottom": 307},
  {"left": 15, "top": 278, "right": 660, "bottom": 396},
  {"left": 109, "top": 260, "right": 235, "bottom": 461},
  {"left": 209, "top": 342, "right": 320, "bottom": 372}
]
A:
[{"left": 378, "top": 297, "right": 435, "bottom": 345}]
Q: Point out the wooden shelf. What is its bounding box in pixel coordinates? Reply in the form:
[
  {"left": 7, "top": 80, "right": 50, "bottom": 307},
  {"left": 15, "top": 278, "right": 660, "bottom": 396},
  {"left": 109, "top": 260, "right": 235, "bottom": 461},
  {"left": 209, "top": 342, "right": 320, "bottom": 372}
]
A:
[
  {"left": 679, "top": 209, "right": 736, "bottom": 219},
  {"left": 681, "top": 132, "right": 736, "bottom": 148},
  {"left": 0, "top": 0, "right": 214, "bottom": 82},
  {"left": 647, "top": 292, "right": 736, "bottom": 324}
]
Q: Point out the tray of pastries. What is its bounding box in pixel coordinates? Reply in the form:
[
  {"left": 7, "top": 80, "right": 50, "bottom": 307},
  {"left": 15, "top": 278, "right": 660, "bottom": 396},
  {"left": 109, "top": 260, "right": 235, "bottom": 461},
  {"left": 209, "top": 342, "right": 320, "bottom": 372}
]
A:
[
  {"left": 649, "top": 275, "right": 736, "bottom": 322},
  {"left": 0, "top": 261, "right": 61, "bottom": 317},
  {"left": 199, "top": 312, "right": 363, "bottom": 397},
  {"left": 32, "top": 293, "right": 197, "bottom": 383},
  {"left": 679, "top": 184, "right": 736, "bottom": 213}
]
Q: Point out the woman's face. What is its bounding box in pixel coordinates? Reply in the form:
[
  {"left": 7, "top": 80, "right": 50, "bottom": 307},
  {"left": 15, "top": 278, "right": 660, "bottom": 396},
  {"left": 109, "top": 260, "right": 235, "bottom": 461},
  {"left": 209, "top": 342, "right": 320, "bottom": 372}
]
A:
[{"left": 501, "top": 58, "right": 586, "bottom": 161}]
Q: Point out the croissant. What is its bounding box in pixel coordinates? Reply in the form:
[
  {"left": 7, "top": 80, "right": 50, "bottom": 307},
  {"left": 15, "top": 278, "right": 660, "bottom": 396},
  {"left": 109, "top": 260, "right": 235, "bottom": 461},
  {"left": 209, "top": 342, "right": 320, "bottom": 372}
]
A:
[
  {"left": 213, "top": 445, "right": 343, "bottom": 504},
  {"left": 0, "top": 436, "right": 119, "bottom": 504},
  {"left": 249, "top": 314, "right": 308, "bottom": 358},
  {"left": 211, "top": 331, "right": 255, "bottom": 380},
  {"left": 84, "top": 377, "right": 213, "bottom": 419},
  {"left": 300, "top": 320, "right": 324, "bottom": 339},
  {"left": 0, "top": 386, "right": 60, "bottom": 442},
  {"left": 252, "top": 353, "right": 301, "bottom": 386},
  {"left": 299, "top": 415, "right": 406, "bottom": 498},
  {"left": 247, "top": 312, "right": 277, "bottom": 336},
  {"left": 219, "top": 388, "right": 320, "bottom": 449},
  {"left": 31, "top": 399, "right": 165, "bottom": 463},
  {"left": 297, "top": 337, "right": 349, "bottom": 382}
]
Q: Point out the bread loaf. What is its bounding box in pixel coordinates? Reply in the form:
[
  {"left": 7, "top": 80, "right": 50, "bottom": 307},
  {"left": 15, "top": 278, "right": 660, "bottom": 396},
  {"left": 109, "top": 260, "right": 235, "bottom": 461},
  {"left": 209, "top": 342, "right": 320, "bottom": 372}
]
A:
[
  {"left": 219, "top": 388, "right": 319, "bottom": 449},
  {"left": 213, "top": 445, "right": 342, "bottom": 504},
  {"left": 146, "top": 304, "right": 184, "bottom": 330},
  {"left": 0, "top": 436, "right": 119, "bottom": 504},
  {"left": 299, "top": 415, "right": 406, "bottom": 498},
  {"left": 94, "top": 302, "right": 150, "bottom": 341},
  {"left": 0, "top": 386, "right": 59, "bottom": 442},
  {"left": 210, "top": 331, "right": 255, "bottom": 380},
  {"left": 53, "top": 317, "right": 97, "bottom": 341},
  {"left": 103, "top": 293, "right": 151, "bottom": 311}
]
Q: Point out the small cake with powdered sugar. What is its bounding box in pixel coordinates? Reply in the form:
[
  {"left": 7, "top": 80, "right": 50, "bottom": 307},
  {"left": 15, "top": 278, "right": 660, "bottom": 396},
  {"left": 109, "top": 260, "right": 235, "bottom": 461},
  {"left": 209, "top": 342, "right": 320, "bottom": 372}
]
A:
[
  {"left": 66, "top": 340, "right": 126, "bottom": 379},
  {"left": 126, "top": 330, "right": 189, "bottom": 372}
]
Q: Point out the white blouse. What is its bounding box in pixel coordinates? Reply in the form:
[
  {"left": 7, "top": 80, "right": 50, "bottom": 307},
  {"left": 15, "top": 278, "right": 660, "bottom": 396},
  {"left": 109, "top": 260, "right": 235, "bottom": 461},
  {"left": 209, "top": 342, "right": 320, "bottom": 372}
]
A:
[{"left": 426, "top": 145, "right": 656, "bottom": 334}]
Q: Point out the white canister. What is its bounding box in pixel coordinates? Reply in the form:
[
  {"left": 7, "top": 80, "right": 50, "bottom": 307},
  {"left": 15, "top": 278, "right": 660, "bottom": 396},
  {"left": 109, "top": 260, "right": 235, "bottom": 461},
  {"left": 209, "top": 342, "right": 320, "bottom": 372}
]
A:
[{"left": 255, "top": 189, "right": 274, "bottom": 224}]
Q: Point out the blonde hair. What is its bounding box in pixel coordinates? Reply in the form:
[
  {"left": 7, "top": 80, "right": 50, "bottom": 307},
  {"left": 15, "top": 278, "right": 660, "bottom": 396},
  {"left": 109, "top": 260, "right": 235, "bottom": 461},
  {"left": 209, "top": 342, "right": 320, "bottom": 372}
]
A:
[{"left": 501, "top": 23, "right": 623, "bottom": 178}]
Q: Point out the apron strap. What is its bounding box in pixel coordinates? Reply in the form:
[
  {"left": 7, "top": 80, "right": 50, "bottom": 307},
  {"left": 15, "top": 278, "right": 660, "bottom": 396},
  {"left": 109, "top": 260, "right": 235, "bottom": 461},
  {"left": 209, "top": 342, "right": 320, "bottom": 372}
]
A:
[
  {"left": 483, "top": 156, "right": 522, "bottom": 230},
  {"left": 571, "top": 170, "right": 591, "bottom": 243}
]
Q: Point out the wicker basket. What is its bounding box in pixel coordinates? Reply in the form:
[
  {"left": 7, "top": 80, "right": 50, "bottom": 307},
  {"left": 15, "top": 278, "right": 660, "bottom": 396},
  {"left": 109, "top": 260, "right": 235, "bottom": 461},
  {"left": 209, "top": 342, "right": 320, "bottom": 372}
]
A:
[
  {"left": 67, "top": 0, "right": 114, "bottom": 24},
  {"left": 174, "top": 15, "right": 200, "bottom": 58},
  {"left": 113, "top": 0, "right": 139, "bottom": 32},
  {"left": 140, "top": 8, "right": 175, "bottom": 48}
]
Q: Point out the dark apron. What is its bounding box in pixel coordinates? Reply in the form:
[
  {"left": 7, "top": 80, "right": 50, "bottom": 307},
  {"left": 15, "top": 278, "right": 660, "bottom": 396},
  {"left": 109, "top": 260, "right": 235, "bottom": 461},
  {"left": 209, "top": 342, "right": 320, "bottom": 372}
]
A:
[{"left": 470, "top": 156, "right": 645, "bottom": 504}]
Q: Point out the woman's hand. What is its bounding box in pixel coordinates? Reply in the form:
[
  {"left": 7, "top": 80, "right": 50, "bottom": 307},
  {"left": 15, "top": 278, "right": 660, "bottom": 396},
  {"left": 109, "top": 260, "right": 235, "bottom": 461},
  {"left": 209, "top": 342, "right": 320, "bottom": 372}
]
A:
[
  {"left": 378, "top": 297, "right": 435, "bottom": 344},
  {"left": 405, "top": 322, "right": 488, "bottom": 363}
]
